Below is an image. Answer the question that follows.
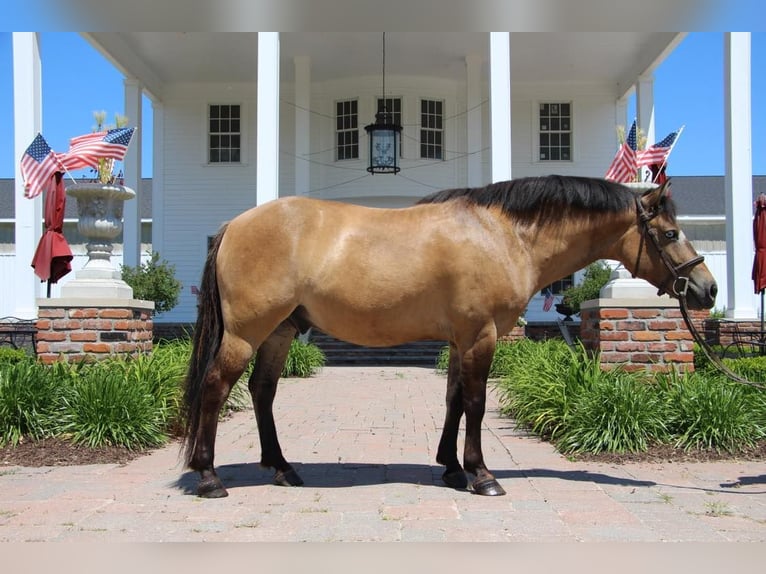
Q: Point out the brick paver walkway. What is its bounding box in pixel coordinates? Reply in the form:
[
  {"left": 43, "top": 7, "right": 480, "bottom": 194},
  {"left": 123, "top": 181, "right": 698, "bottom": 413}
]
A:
[{"left": 1, "top": 366, "right": 765, "bottom": 541}]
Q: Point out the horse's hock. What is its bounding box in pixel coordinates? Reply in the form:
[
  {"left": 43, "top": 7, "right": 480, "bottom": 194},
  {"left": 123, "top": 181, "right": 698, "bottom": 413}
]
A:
[
  {"left": 35, "top": 299, "right": 154, "bottom": 364},
  {"left": 579, "top": 298, "right": 709, "bottom": 373}
]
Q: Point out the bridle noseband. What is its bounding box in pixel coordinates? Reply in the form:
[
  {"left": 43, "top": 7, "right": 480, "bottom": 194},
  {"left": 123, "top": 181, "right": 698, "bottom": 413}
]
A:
[{"left": 633, "top": 195, "right": 705, "bottom": 298}]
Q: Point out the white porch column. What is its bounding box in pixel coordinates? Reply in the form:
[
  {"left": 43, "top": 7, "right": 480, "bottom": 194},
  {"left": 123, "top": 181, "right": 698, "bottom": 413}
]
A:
[
  {"left": 489, "top": 32, "right": 511, "bottom": 183},
  {"left": 724, "top": 32, "right": 755, "bottom": 319},
  {"left": 12, "top": 32, "right": 43, "bottom": 318},
  {"left": 257, "top": 32, "right": 280, "bottom": 205},
  {"left": 294, "top": 55, "right": 310, "bottom": 196},
  {"left": 123, "top": 77, "right": 143, "bottom": 268},
  {"left": 636, "top": 74, "right": 656, "bottom": 146},
  {"left": 151, "top": 101, "right": 165, "bottom": 256},
  {"left": 466, "top": 53, "right": 483, "bottom": 187}
]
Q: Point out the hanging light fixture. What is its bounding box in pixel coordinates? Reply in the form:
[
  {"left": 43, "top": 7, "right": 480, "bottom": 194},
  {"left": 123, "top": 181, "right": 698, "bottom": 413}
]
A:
[{"left": 365, "top": 32, "right": 402, "bottom": 174}]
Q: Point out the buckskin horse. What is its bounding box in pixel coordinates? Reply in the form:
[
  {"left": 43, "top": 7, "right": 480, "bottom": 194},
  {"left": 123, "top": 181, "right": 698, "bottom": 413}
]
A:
[{"left": 183, "top": 175, "right": 717, "bottom": 498}]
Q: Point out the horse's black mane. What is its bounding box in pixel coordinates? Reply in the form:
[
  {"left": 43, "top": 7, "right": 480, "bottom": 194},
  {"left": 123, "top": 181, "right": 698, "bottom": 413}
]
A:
[{"left": 417, "top": 175, "right": 669, "bottom": 224}]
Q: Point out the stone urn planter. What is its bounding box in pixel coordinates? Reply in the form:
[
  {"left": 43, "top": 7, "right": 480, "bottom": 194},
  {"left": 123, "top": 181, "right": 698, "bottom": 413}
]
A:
[{"left": 60, "top": 183, "right": 136, "bottom": 299}]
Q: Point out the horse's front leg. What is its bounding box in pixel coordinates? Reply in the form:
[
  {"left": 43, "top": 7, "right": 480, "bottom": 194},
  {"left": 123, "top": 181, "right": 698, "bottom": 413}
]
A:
[
  {"left": 436, "top": 343, "right": 468, "bottom": 490},
  {"left": 249, "top": 323, "right": 304, "bottom": 487},
  {"left": 461, "top": 328, "right": 506, "bottom": 496}
]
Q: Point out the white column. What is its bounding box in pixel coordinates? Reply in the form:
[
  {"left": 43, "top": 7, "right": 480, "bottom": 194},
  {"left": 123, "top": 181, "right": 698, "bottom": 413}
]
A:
[
  {"left": 257, "top": 32, "right": 280, "bottom": 205},
  {"left": 13, "top": 32, "right": 43, "bottom": 318},
  {"left": 636, "top": 74, "right": 655, "bottom": 146},
  {"left": 616, "top": 96, "right": 629, "bottom": 129},
  {"left": 489, "top": 32, "right": 511, "bottom": 183},
  {"left": 123, "top": 78, "right": 143, "bottom": 268},
  {"left": 294, "top": 56, "right": 310, "bottom": 196},
  {"left": 724, "top": 32, "right": 755, "bottom": 319},
  {"left": 466, "top": 54, "right": 483, "bottom": 187},
  {"left": 151, "top": 101, "right": 165, "bottom": 256}
]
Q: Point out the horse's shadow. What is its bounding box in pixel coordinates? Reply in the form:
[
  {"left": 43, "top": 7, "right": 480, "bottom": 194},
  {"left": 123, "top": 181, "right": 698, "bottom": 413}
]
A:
[
  {"left": 172, "top": 461, "right": 661, "bottom": 495},
  {"left": 720, "top": 474, "right": 766, "bottom": 488}
]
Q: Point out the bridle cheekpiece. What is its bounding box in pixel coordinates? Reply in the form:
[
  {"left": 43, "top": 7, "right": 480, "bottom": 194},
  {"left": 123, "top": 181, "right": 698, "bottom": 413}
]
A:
[{"left": 633, "top": 194, "right": 705, "bottom": 298}]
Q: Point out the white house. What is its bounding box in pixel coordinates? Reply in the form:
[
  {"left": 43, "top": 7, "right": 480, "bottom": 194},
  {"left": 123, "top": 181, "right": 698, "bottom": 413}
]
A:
[{"left": 8, "top": 32, "right": 757, "bottom": 326}]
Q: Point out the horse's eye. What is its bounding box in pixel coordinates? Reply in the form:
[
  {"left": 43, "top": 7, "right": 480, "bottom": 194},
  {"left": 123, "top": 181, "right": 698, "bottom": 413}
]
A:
[{"left": 665, "top": 230, "right": 678, "bottom": 240}]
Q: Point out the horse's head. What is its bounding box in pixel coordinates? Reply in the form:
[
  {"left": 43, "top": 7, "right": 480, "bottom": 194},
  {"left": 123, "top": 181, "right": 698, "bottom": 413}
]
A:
[{"left": 624, "top": 181, "right": 717, "bottom": 310}]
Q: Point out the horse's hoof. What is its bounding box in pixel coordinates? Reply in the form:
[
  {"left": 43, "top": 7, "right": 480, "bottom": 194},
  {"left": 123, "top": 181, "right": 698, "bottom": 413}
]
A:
[
  {"left": 442, "top": 469, "right": 468, "bottom": 490},
  {"left": 197, "top": 479, "right": 229, "bottom": 498},
  {"left": 274, "top": 468, "right": 304, "bottom": 487},
  {"left": 471, "top": 477, "right": 506, "bottom": 496}
]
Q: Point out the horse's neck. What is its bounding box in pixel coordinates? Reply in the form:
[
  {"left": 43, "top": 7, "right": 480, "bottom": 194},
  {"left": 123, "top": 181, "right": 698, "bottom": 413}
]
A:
[{"left": 522, "top": 212, "right": 633, "bottom": 286}]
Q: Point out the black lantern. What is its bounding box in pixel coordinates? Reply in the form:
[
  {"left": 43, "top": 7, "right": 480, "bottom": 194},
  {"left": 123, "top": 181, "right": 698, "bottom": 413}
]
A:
[
  {"left": 365, "top": 33, "right": 402, "bottom": 175},
  {"left": 365, "top": 111, "right": 402, "bottom": 174}
]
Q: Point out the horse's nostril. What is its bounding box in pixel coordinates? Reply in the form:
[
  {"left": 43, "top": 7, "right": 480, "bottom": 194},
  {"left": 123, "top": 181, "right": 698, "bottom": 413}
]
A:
[{"left": 710, "top": 283, "right": 718, "bottom": 299}]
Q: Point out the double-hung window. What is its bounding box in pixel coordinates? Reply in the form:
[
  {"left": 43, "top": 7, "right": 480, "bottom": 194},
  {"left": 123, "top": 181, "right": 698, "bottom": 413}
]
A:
[
  {"left": 420, "top": 99, "right": 443, "bottom": 160},
  {"left": 336, "top": 99, "right": 359, "bottom": 161},
  {"left": 208, "top": 104, "right": 241, "bottom": 164},
  {"left": 538, "top": 102, "right": 572, "bottom": 161}
]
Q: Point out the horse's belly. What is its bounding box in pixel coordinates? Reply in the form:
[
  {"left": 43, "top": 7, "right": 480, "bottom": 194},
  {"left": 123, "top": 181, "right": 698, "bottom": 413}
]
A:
[{"left": 302, "top": 297, "right": 447, "bottom": 347}]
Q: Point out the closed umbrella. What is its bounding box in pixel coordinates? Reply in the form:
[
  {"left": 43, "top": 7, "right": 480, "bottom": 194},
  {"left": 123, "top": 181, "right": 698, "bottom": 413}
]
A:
[{"left": 31, "top": 172, "right": 73, "bottom": 296}]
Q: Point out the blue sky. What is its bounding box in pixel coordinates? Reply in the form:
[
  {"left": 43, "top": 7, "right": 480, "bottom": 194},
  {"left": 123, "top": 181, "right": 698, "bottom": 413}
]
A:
[{"left": 0, "top": 32, "right": 764, "bottom": 179}]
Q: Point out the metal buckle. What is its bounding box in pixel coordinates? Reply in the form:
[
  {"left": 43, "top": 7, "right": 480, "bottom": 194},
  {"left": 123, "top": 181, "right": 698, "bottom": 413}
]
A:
[{"left": 673, "top": 276, "right": 690, "bottom": 297}]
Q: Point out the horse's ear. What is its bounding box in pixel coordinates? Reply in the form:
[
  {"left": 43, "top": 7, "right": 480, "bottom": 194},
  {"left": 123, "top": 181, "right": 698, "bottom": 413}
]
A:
[{"left": 640, "top": 180, "right": 671, "bottom": 210}]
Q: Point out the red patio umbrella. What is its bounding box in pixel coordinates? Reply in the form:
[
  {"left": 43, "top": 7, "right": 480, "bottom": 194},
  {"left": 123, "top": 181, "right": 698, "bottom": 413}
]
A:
[
  {"left": 752, "top": 194, "right": 766, "bottom": 331},
  {"left": 31, "top": 172, "right": 73, "bottom": 295}
]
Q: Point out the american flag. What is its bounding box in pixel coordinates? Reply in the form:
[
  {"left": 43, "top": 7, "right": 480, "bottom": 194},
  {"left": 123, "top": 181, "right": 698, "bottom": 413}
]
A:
[
  {"left": 637, "top": 130, "right": 678, "bottom": 167},
  {"left": 542, "top": 288, "right": 555, "bottom": 312},
  {"left": 604, "top": 120, "right": 637, "bottom": 183},
  {"left": 57, "top": 127, "right": 136, "bottom": 171},
  {"left": 20, "top": 133, "right": 63, "bottom": 199}
]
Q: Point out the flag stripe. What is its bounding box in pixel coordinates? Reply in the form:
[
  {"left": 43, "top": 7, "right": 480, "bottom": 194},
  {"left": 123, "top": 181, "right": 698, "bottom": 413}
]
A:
[
  {"left": 20, "top": 133, "right": 63, "bottom": 199},
  {"left": 604, "top": 120, "right": 637, "bottom": 183},
  {"left": 57, "top": 127, "right": 135, "bottom": 171}
]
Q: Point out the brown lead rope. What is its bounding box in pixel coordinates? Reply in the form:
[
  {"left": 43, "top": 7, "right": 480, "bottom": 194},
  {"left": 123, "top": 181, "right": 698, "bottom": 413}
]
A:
[{"left": 678, "top": 296, "right": 766, "bottom": 390}]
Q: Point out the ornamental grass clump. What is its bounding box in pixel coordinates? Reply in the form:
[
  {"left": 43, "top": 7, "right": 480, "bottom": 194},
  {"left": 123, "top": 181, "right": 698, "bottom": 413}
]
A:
[
  {"left": 661, "top": 370, "right": 766, "bottom": 453},
  {"left": 282, "top": 339, "right": 326, "bottom": 378},
  {"left": 555, "top": 370, "right": 670, "bottom": 454},
  {"left": 60, "top": 361, "right": 168, "bottom": 450},
  {"left": 494, "top": 339, "right": 585, "bottom": 442},
  {"left": 0, "top": 360, "right": 73, "bottom": 446}
]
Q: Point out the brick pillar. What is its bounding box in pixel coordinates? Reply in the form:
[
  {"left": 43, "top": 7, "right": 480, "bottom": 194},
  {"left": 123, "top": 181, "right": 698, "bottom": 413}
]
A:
[
  {"left": 35, "top": 298, "right": 154, "bottom": 364},
  {"left": 580, "top": 298, "right": 708, "bottom": 373}
]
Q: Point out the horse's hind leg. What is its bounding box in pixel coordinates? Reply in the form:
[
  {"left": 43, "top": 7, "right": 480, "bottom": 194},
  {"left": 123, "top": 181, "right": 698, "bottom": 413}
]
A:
[
  {"left": 436, "top": 343, "right": 468, "bottom": 490},
  {"left": 248, "top": 321, "right": 304, "bottom": 487},
  {"left": 191, "top": 334, "right": 253, "bottom": 498}
]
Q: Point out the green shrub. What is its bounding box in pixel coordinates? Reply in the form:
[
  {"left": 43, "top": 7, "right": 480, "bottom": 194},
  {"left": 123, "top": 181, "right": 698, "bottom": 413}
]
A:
[
  {"left": 556, "top": 372, "right": 669, "bottom": 454},
  {"left": 663, "top": 372, "right": 765, "bottom": 453},
  {"left": 494, "top": 339, "right": 583, "bottom": 441},
  {"left": 0, "top": 347, "right": 32, "bottom": 366},
  {"left": 560, "top": 261, "right": 612, "bottom": 314},
  {"left": 121, "top": 251, "right": 182, "bottom": 315},
  {"left": 282, "top": 339, "right": 326, "bottom": 378},
  {"left": 0, "top": 361, "right": 73, "bottom": 446},
  {"left": 60, "top": 362, "right": 168, "bottom": 450}
]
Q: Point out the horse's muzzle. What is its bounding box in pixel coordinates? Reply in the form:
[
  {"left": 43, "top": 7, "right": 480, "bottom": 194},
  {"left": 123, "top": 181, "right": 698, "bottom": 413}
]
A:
[{"left": 686, "top": 279, "right": 718, "bottom": 310}]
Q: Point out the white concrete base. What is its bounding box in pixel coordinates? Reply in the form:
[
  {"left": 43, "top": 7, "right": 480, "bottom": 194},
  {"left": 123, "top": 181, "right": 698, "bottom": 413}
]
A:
[
  {"left": 599, "top": 266, "right": 668, "bottom": 300},
  {"left": 37, "top": 297, "right": 154, "bottom": 311},
  {"left": 60, "top": 263, "right": 134, "bottom": 299}
]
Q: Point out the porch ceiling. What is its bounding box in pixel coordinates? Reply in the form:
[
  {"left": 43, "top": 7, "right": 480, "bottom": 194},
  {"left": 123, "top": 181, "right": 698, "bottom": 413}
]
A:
[{"left": 85, "top": 32, "right": 681, "bottom": 102}]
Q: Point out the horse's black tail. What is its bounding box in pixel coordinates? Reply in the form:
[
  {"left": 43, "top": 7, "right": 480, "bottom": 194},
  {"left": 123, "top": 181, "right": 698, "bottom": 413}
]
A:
[{"left": 182, "top": 224, "right": 228, "bottom": 467}]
